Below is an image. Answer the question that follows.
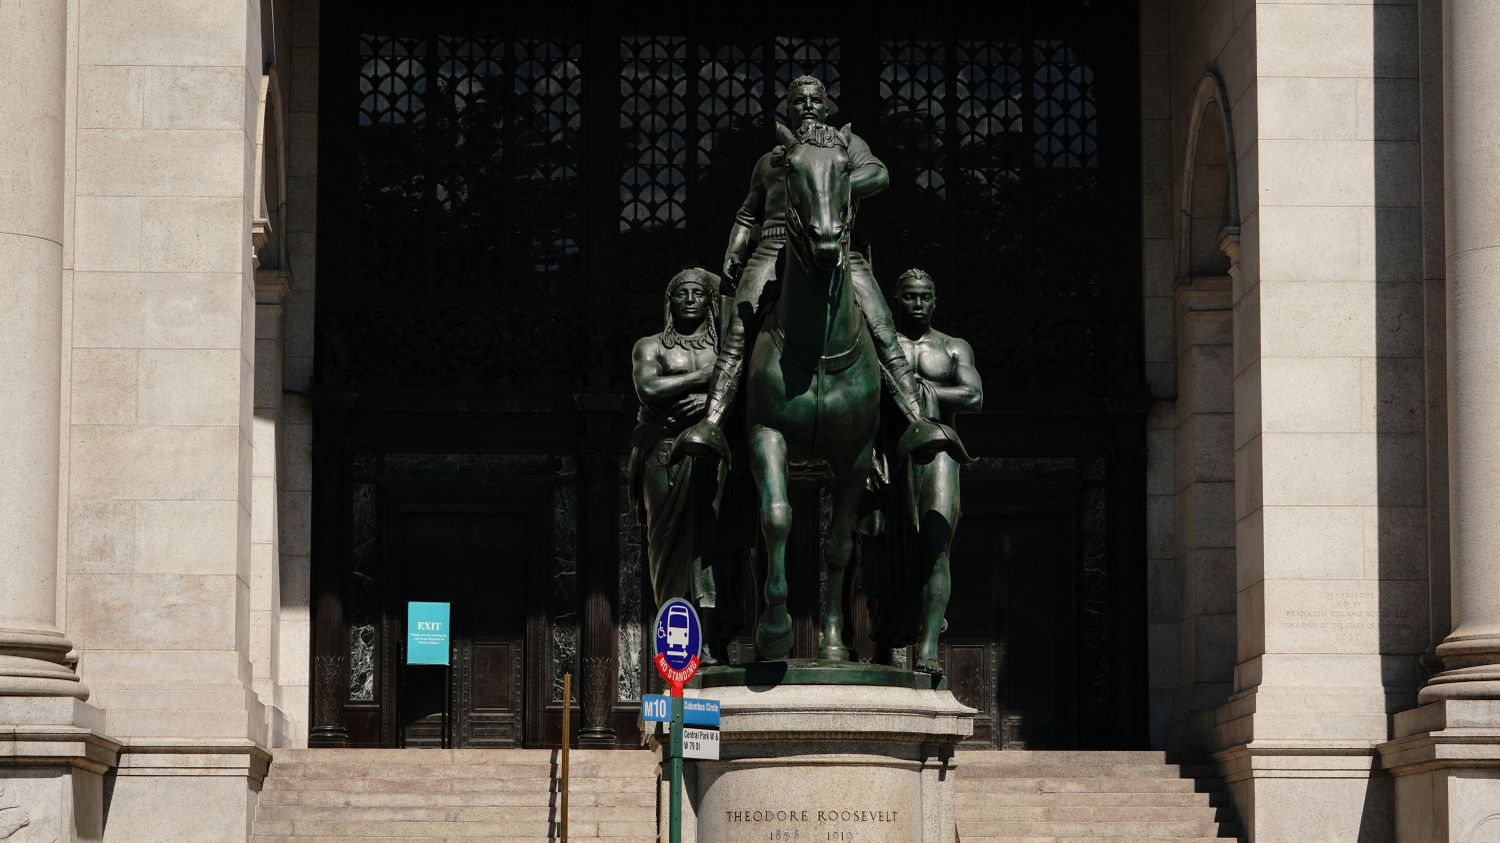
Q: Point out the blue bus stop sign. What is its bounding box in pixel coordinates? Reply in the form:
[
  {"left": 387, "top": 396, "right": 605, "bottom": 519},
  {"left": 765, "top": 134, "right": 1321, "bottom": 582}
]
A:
[{"left": 652, "top": 598, "right": 702, "bottom": 693}]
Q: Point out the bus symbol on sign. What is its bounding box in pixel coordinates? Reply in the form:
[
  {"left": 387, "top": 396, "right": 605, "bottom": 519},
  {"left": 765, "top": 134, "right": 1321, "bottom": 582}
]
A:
[
  {"left": 665, "top": 605, "right": 691, "bottom": 660},
  {"left": 653, "top": 598, "right": 702, "bottom": 692}
]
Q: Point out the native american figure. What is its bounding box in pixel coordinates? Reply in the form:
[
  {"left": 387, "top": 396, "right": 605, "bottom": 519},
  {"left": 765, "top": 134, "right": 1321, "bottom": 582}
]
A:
[{"left": 627, "top": 267, "right": 744, "bottom": 660}]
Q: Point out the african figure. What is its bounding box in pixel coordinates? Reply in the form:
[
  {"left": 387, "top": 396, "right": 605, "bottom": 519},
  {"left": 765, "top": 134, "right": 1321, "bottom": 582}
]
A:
[{"left": 889, "top": 269, "right": 983, "bottom": 672}]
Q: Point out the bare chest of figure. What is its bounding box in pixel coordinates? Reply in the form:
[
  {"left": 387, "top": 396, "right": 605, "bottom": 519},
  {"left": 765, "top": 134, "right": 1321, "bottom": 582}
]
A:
[
  {"left": 899, "top": 335, "right": 956, "bottom": 384},
  {"left": 660, "top": 343, "right": 716, "bottom": 376}
]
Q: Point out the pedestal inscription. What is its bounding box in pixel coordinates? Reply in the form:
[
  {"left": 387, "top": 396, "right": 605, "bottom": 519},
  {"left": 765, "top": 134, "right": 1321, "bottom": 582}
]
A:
[
  {"left": 667, "top": 681, "right": 973, "bottom": 843},
  {"left": 699, "top": 762, "right": 919, "bottom": 842}
]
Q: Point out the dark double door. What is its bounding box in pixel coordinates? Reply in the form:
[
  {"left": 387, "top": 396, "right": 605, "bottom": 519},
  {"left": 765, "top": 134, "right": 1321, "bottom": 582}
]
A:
[
  {"left": 380, "top": 480, "right": 551, "bottom": 748},
  {"left": 942, "top": 480, "right": 1081, "bottom": 749}
]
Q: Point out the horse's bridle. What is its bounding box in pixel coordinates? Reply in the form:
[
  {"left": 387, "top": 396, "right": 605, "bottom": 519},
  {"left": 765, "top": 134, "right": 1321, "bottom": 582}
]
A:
[{"left": 781, "top": 139, "right": 855, "bottom": 276}]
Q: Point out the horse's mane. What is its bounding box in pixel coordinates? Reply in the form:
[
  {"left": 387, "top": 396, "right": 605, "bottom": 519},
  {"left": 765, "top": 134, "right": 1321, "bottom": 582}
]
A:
[{"left": 792, "top": 121, "right": 848, "bottom": 150}]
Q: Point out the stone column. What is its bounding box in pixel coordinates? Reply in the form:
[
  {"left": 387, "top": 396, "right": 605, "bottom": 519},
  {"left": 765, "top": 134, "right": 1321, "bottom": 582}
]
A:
[
  {"left": 1423, "top": 0, "right": 1500, "bottom": 703},
  {"left": 0, "top": 0, "right": 84, "bottom": 700}
]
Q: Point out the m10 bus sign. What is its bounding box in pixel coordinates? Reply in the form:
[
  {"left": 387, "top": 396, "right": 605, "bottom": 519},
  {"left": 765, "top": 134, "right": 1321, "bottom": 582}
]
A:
[{"left": 653, "top": 598, "right": 701, "bottom": 694}]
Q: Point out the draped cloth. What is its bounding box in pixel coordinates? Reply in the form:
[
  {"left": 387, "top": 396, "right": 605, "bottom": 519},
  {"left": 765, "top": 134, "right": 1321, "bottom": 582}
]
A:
[{"left": 626, "top": 377, "right": 755, "bottom": 629}]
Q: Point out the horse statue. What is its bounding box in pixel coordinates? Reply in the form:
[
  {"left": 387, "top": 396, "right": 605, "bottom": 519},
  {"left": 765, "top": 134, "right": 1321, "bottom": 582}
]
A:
[{"left": 733, "top": 120, "right": 880, "bottom": 661}]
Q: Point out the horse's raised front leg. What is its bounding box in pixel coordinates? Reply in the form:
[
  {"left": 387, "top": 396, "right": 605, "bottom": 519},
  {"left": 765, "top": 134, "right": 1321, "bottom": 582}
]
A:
[
  {"left": 748, "top": 424, "right": 794, "bottom": 660},
  {"left": 820, "top": 447, "right": 874, "bottom": 662}
]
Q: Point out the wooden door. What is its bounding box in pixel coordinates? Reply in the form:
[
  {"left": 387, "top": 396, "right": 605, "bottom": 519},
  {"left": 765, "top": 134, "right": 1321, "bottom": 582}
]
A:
[
  {"left": 943, "top": 483, "right": 1078, "bottom": 749},
  {"left": 381, "top": 480, "right": 551, "bottom": 748}
]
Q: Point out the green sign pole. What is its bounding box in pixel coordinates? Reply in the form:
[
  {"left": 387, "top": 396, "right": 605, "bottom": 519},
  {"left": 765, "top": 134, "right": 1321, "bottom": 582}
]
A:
[{"left": 669, "top": 692, "right": 684, "bottom": 843}]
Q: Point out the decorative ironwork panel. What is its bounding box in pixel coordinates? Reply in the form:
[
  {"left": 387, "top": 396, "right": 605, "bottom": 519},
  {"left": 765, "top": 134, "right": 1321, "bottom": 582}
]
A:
[
  {"left": 335, "top": 18, "right": 1129, "bottom": 397},
  {"left": 873, "top": 33, "right": 1112, "bottom": 394},
  {"left": 618, "top": 36, "right": 689, "bottom": 293},
  {"left": 348, "top": 456, "right": 380, "bottom": 702},
  {"left": 879, "top": 40, "right": 948, "bottom": 278},
  {"left": 356, "top": 34, "right": 429, "bottom": 294},
  {"left": 616, "top": 471, "right": 644, "bottom": 703},
  {"left": 339, "top": 29, "right": 586, "bottom": 390},
  {"left": 511, "top": 39, "right": 585, "bottom": 285},
  {"left": 952, "top": 39, "right": 1026, "bottom": 290},
  {"left": 693, "top": 41, "right": 767, "bottom": 258},
  {"left": 773, "top": 36, "right": 842, "bottom": 124},
  {"left": 1031, "top": 39, "right": 1098, "bottom": 169},
  {"left": 549, "top": 456, "right": 579, "bottom": 703}
]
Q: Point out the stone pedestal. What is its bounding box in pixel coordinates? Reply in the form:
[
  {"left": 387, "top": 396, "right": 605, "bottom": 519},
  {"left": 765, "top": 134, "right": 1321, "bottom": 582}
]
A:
[
  {"left": 0, "top": 698, "right": 118, "bottom": 842},
  {"left": 661, "top": 682, "right": 973, "bottom": 843},
  {"left": 1380, "top": 700, "right": 1500, "bottom": 842}
]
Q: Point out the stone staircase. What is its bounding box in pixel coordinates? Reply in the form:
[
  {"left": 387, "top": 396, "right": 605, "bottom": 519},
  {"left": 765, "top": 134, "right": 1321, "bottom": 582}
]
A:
[
  {"left": 956, "top": 751, "right": 1242, "bottom": 842},
  {"left": 250, "top": 748, "right": 658, "bottom": 841},
  {"left": 250, "top": 747, "right": 1239, "bottom": 842}
]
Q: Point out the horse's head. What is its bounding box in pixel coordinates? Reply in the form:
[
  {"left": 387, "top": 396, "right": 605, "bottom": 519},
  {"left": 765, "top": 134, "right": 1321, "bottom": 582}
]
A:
[{"left": 777, "top": 120, "right": 854, "bottom": 271}]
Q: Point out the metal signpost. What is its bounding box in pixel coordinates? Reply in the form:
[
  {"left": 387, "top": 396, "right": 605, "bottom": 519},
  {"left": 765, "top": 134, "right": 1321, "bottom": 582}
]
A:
[{"left": 652, "top": 598, "right": 703, "bottom": 843}]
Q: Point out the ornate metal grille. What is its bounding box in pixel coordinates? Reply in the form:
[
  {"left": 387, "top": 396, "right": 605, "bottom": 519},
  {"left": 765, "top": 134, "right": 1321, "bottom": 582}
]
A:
[
  {"left": 874, "top": 30, "right": 1116, "bottom": 394},
  {"left": 327, "top": 10, "right": 1137, "bottom": 398},
  {"left": 618, "top": 36, "right": 689, "bottom": 293}
]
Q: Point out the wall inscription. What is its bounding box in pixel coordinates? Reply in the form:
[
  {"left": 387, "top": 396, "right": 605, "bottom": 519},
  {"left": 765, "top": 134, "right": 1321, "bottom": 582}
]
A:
[{"left": 1265, "top": 580, "right": 1425, "bottom": 654}]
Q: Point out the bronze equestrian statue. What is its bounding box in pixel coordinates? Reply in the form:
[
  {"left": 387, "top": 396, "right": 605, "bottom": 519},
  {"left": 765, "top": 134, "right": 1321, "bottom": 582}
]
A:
[
  {"left": 710, "top": 119, "right": 878, "bottom": 660},
  {"left": 670, "top": 75, "right": 968, "bottom": 471}
]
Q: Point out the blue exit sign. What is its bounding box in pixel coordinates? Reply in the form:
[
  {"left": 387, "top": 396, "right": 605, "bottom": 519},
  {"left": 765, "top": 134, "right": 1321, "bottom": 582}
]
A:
[{"left": 406, "top": 601, "right": 450, "bottom": 665}]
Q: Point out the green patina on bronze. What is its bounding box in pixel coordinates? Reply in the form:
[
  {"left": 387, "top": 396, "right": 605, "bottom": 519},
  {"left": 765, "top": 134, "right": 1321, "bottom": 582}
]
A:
[
  {"left": 631, "top": 76, "right": 984, "bottom": 680},
  {"left": 627, "top": 267, "right": 747, "bottom": 663},
  {"left": 692, "top": 660, "right": 947, "bottom": 691}
]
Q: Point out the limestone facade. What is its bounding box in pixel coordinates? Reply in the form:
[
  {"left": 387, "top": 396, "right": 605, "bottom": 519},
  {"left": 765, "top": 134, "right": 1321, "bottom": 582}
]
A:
[{"left": 0, "top": 0, "right": 1496, "bottom": 840}]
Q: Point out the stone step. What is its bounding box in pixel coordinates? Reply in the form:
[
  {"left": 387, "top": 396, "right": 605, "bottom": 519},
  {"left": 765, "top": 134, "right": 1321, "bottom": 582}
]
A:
[
  {"left": 959, "top": 750, "right": 1173, "bottom": 764},
  {"left": 956, "top": 805, "right": 1229, "bottom": 823},
  {"left": 252, "top": 838, "right": 654, "bottom": 843},
  {"left": 250, "top": 819, "right": 656, "bottom": 838},
  {"left": 267, "top": 761, "right": 655, "bottom": 778},
  {"left": 959, "top": 820, "right": 1231, "bottom": 838},
  {"left": 263, "top": 774, "right": 658, "bottom": 794},
  {"left": 958, "top": 776, "right": 1205, "bottom": 794},
  {"left": 961, "top": 763, "right": 1216, "bottom": 779},
  {"left": 259, "top": 789, "right": 656, "bottom": 808},
  {"left": 957, "top": 790, "right": 1220, "bottom": 808},
  {"left": 957, "top": 838, "right": 1234, "bottom": 843},
  {"left": 251, "top": 838, "right": 654, "bottom": 843},
  {"left": 256, "top": 804, "right": 655, "bottom": 823},
  {"left": 269, "top": 748, "right": 658, "bottom": 764}
]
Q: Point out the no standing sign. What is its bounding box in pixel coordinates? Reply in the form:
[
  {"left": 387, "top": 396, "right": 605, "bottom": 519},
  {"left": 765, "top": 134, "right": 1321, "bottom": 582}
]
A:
[{"left": 653, "top": 598, "right": 702, "bottom": 695}]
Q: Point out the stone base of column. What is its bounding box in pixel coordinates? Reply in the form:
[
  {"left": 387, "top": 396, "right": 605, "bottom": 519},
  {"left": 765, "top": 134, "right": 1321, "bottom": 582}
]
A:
[
  {"left": 1212, "top": 741, "right": 1386, "bottom": 840},
  {"left": 1418, "top": 642, "right": 1500, "bottom": 702},
  {"left": 99, "top": 744, "right": 270, "bottom": 842},
  {"left": 1379, "top": 700, "right": 1500, "bottom": 842},
  {"left": 1212, "top": 742, "right": 1390, "bottom": 842},
  {"left": 0, "top": 697, "right": 118, "bottom": 842},
  {"left": 0, "top": 628, "right": 88, "bottom": 698},
  {"left": 1210, "top": 679, "right": 1401, "bottom": 841}
]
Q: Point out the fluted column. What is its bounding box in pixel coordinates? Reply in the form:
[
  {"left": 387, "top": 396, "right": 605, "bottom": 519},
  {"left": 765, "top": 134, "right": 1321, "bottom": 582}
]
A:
[
  {"left": 1423, "top": 0, "right": 1500, "bottom": 702},
  {"left": 0, "top": 0, "right": 84, "bottom": 699}
]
